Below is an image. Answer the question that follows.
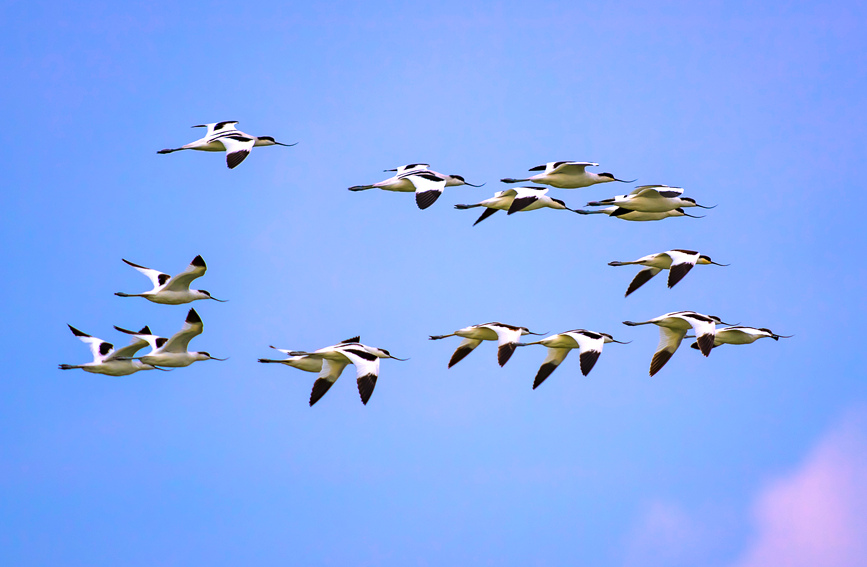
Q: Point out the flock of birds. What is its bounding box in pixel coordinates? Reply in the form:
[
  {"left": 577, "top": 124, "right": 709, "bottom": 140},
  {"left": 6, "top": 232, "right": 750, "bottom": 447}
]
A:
[{"left": 60, "top": 121, "right": 791, "bottom": 406}]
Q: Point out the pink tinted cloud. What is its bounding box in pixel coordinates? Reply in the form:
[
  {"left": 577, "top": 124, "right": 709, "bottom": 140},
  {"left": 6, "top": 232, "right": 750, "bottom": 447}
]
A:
[{"left": 732, "top": 409, "right": 867, "bottom": 567}]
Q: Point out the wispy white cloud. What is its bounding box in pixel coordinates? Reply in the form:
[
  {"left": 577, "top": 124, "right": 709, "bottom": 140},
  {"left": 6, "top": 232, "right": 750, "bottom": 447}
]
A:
[{"left": 731, "top": 408, "right": 867, "bottom": 567}]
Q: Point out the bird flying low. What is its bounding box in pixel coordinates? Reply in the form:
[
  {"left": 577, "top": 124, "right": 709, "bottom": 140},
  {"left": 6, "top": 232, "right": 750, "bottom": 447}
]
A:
[
  {"left": 688, "top": 326, "right": 792, "bottom": 350},
  {"left": 429, "top": 322, "right": 545, "bottom": 367},
  {"left": 576, "top": 206, "right": 703, "bottom": 221},
  {"left": 115, "top": 255, "right": 226, "bottom": 305},
  {"left": 501, "top": 161, "right": 634, "bottom": 188},
  {"left": 516, "top": 329, "right": 629, "bottom": 389},
  {"left": 609, "top": 250, "right": 729, "bottom": 296},
  {"left": 454, "top": 187, "right": 580, "bottom": 225},
  {"left": 157, "top": 121, "right": 296, "bottom": 169},
  {"left": 59, "top": 324, "right": 166, "bottom": 376},
  {"left": 115, "top": 308, "right": 226, "bottom": 367},
  {"left": 348, "top": 164, "right": 484, "bottom": 209},
  {"left": 586, "top": 185, "right": 715, "bottom": 213},
  {"left": 623, "top": 311, "right": 733, "bottom": 376},
  {"left": 271, "top": 337, "right": 406, "bottom": 406}
]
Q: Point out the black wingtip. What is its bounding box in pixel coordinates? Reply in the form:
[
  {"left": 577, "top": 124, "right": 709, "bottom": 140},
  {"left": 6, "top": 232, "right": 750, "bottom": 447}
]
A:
[
  {"left": 191, "top": 255, "right": 206, "bottom": 268},
  {"left": 357, "top": 374, "right": 377, "bottom": 405},
  {"left": 68, "top": 324, "right": 88, "bottom": 337},
  {"left": 186, "top": 308, "right": 202, "bottom": 324}
]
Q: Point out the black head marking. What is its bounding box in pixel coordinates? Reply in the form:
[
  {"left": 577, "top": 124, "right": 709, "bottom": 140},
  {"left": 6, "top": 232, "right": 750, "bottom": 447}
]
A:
[
  {"left": 200, "top": 352, "right": 211, "bottom": 358},
  {"left": 552, "top": 198, "right": 566, "bottom": 206},
  {"left": 155, "top": 337, "right": 168, "bottom": 349},
  {"left": 682, "top": 197, "right": 696, "bottom": 203},
  {"left": 450, "top": 174, "right": 465, "bottom": 182},
  {"left": 599, "top": 172, "right": 615, "bottom": 179},
  {"left": 191, "top": 255, "right": 206, "bottom": 268},
  {"left": 699, "top": 255, "right": 712, "bottom": 262},
  {"left": 759, "top": 328, "right": 773, "bottom": 334},
  {"left": 258, "top": 136, "right": 276, "bottom": 142}
]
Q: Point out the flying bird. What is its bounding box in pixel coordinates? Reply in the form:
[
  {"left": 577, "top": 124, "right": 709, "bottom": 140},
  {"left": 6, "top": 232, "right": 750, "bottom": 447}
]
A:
[
  {"left": 454, "top": 187, "right": 580, "bottom": 225},
  {"left": 586, "top": 185, "right": 714, "bottom": 212},
  {"left": 501, "top": 161, "right": 634, "bottom": 188},
  {"left": 157, "top": 121, "right": 295, "bottom": 169},
  {"left": 688, "top": 326, "right": 792, "bottom": 350},
  {"left": 349, "top": 164, "right": 483, "bottom": 209},
  {"left": 283, "top": 338, "right": 406, "bottom": 405},
  {"left": 59, "top": 324, "right": 163, "bottom": 376},
  {"left": 576, "top": 207, "right": 704, "bottom": 221},
  {"left": 429, "top": 322, "right": 544, "bottom": 367},
  {"left": 115, "top": 255, "right": 226, "bottom": 305},
  {"left": 623, "top": 311, "right": 732, "bottom": 376},
  {"left": 115, "top": 308, "right": 226, "bottom": 367},
  {"left": 517, "top": 329, "right": 629, "bottom": 389},
  {"left": 609, "top": 250, "right": 729, "bottom": 296}
]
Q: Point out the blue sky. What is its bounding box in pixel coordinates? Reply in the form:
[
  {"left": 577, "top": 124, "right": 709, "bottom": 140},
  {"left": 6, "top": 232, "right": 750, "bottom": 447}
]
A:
[{"left": 2, "top": 1, "right": 866, "bottom": 565}]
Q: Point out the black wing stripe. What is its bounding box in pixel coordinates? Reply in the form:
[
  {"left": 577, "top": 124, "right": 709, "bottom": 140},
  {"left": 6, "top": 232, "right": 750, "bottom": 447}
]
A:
[
  {"left": 650, "top": 350, "right": 674, "bottom": 376},
  {"left": 497, "top": 343, "right": 517, "bottom": 367},
  {"left": 697, "top": 334, "right": 714, "bottom": 357},
  {"left": 357, "top": 373, "right": 378, "bottom": 405},
  {"left": 226, "top": 150, "right": 250, "bottom": 169},
  {"left": 579, "top": 350, "right": 601, "bottom": 376},
  {"left": 415, "top": 190, "right": 442, "bottom": 210},
  {"left": 344, "top": 348, "right": 377, "bottom": 361},
  {"left": 626, "top": 269, "right": 657, "bottom": 296},
  {"left": 507, "top": 196, "right": 536, "bottom": 215},
  {"left": 309, "top": 378, "right": 336, "bottom": 406},
  {"left": 532, "top": 362, "right": 559, "bottom": 389},
  {"left": 473, "top": 208, "right": 498, "bottom": 226},
  {"left": 667, "top": 263, "right": 695, "bottom": 288}
]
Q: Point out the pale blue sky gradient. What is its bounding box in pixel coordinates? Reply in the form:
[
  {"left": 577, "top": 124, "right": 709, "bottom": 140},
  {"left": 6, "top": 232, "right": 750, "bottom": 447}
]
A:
[{"left": 2, "top": 1, "right": 866, "bottom": 565}]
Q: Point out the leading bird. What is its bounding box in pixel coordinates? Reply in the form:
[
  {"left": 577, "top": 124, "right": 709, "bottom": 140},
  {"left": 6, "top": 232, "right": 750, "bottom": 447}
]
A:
[{"left": 157, "top": 121, "right": 295, "bottom": 169}]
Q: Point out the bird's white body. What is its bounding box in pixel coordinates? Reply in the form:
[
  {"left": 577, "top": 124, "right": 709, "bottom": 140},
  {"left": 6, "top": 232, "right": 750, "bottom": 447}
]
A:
[
  {"left": 501, "top": 161, "right": 632, "bottom": 188},
  {"left": 430, "top": 322, "right": 541, "bottom": 367},
  {"left": 577, "top": 206, "right": 698, "bottom": 221},
  {"left": 623, "top": 311, "right": 730, "bottom": 376},
  {"left": 349, "top": 164, "right": 483, "bottom": 209},
  {"left": 158, "top": 121, "right": 295, "bottom": 169},
  {"left": 587, "top": 185, "right": 712, "bottom": 212},
  {"left": 609, "top": 249, "right": 727, "bottom": 296},
  {"left": 115, "top": 255, "right": 225, "bottom": 305},
  {"left": 117, "top": 308, "right": 224, "bottom": 368},
  {"left": 689, "top": 326, "right": 790, "bottom": 349},
  {"left": 455, "top": 187, "right": 577, "bottom": 225},
  {"left": 59, "top": 325, "right": 158, "bottom": 376},
  {"left": 258, "top": 347, "right": 324, "bottom": 372},
  {"left": 281, "top": 338, "right": 404, "bottom": 405},
  {"left": 518, "top": 329, "right": 627, "bottom": 388}
]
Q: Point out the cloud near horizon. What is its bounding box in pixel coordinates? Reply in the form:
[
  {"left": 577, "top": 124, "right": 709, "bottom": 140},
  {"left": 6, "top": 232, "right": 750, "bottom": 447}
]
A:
[{"left": 731, "top": 408, "right": 867, "bottom": 567}]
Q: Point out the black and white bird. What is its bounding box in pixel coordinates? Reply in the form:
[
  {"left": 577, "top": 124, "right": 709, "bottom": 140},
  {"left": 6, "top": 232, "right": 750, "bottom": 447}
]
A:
[
  {"left": 115, "top": 308, "right": 226, "bottom": 367},
  {"left": 586, "top": 185, "right": 714, "bottom": 212},
  {"left": 517, "top": 330, "right": 629, "bottom": 389},
  {"left": 576, "top": 207, "right": 704, "bottom": 221},
  {"left": 115, "top": 255, "right": 226, "bottom": 305},
  {"left": 454, "top": 187, "right": 580, "bottom": 225},
  {"left": 157, "top": 121, "right": 295, "bottom": 169},
  {"left": 348, "top": 164, "right": 484, "bottom": 209},
  {"left": 623, "top": 311, "right": 732, "bottom": 376},
  {"left": 429, "top": 322, "right": 544, "bottom": 367},
  {"left": 59, "top": 325, "right": 163, "bottom": 376},
  {"left": 282, "top": 338, "right": 407, "bottom": 405},
  {"left": 609, "top": 250, "right": 729, "bottom": 296},
  {"left": 689, "top": 326, "right": 792, "bottom": 350},
  {"left": 501, "top": 161, "right": 634, "bottom": 188}
]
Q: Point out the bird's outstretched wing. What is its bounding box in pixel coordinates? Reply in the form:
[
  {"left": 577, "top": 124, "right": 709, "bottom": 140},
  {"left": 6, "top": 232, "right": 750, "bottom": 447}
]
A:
[
  {"left": 403, "top": 172, "right": 447, "bottom": 210},
  {"left": 164, "top": 255, "right": 207, "bottom": 292},
  {"left": 665, "top": 250, "right": 701, "bottom": 288},
  {"left": 215, "top": 136, "right": 256, "bottom": 169},
  {"left": 122, "top": 259, "right": 171, "bottom": 290},
  {"left": 68, "top": 325, "right": 113, "bottom": 362},
  {"left": 161, "top": 309, "right": 204, "bottom": 353},
  {"left": 309, "top": 359, "right": 349, "bottom": 406}
]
